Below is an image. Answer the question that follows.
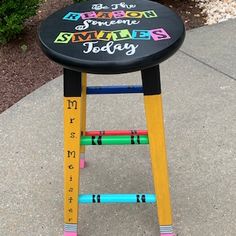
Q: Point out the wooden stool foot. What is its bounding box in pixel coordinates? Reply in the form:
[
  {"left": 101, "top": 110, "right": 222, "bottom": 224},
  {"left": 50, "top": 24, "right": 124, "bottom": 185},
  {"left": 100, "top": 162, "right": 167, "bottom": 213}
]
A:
[
  {"left": 63, "top": 70, "right": 82, "bottom": 235},
  {"left": 64, "top": 231, "right": 77, "bottom": 236},
  {"left": 80, "top": 73, "right": 87, "bottom": 169},
  {"left": 142, "top": 66, "right": 174, "bottom": 235},
  {"left": 80, "top": 158, "right": 86, "bottom": 169}
]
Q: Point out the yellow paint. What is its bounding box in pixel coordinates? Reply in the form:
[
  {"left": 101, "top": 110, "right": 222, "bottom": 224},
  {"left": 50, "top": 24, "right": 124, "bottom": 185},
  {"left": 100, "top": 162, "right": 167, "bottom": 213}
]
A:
[
  {"left": 80, "top": 73, "right": 87, "bottom": 155},
  {"left": 64, "top": 97, "right": 81, "bottom": 224},
  {"left": 112, "top": 29, "right": 132, "bottom": 41},
  {"left": 126, "top": 11, "right": 143, "bottom": 18},
  {"left": 97, "top": 31, "right": 112, "bottom": 41},
  {"left": 54, "top": 32, "right": 73, "bottom": 43},
  {"left": 143, "top": 94, "right": 173, "bottom": 225}
]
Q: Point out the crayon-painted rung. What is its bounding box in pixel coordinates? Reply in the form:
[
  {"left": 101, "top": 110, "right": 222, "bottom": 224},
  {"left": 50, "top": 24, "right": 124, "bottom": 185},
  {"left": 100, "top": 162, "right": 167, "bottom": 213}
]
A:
[
  {"left": 79, "top": 194, "right": 156, "bottom": 204},
  {"left": 87, "top": 85, "right": 143, "bottom": 94},
  {"left": 81, "top": 135, "right": 149, "bottom": 145},
  {"left": 85, "top": 130, "right": 148, "bottom": 136}
]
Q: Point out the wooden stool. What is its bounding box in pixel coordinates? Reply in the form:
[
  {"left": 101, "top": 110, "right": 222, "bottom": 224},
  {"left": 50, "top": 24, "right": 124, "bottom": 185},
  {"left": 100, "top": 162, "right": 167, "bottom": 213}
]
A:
[{"left": 38, "top": 0, "right": 185, "bottom": 235}]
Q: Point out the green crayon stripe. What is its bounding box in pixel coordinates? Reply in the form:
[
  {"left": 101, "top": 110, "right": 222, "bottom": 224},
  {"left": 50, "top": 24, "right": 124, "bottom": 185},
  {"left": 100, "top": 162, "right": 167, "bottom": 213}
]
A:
[{"left": 81, "top": 135, "right": 149, "bottom": 145}]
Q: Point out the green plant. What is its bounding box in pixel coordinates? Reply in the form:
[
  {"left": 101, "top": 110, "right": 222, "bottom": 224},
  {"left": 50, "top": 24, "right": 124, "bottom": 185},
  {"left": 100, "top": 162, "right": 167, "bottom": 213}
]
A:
[{"left": 0, "top": 0, "right": 40, "bottom": 44}]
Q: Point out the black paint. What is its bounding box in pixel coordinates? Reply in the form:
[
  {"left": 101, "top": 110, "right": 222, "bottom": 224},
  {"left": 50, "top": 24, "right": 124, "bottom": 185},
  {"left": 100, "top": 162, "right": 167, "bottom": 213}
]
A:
[
  {"left": 67, "top": 150, "right": 76, "bottom": 158},
  {"left": 92, "top": 194, "right": 101, "bottom": 203},
  {"left": 92, "top": 136, "right": 102, "bottom": 145},
  {"left": 136, "top": 195, "right": 140, "bottom": 202},
  {"left": 137, "top": 135, "right": 140, "bottom": 144},
  {"left": 97, "top": 136, "right": 102, "bottom": 145},
  {"left": 131, "top": 135, "right": 141, "bottom": 144},
  {"left": 38, "top": 0, "right": 185, "bottom": 74},
  {"left": 141, "top": 195, "right": 146, "bottom": 202},
  {"left": 97, "top": 195, "right": 101, "bottom": 203},
  {"left": 92, "top": 195, "right": 96, "bottom": 203},
  {"left": 136, "top": 194, "right": 146, "bottom": 202},
  {"left": 131, "top": 136, "right": 135, "bottom": 145},
  {"left": 131, "top": 130, "right": 137, "bottom": 135},
  {"left": 92, "top": 136, "right": 96, "bottom": 145},
  {"left": 141, "top": 65, "right": 161, "bottom": 95},
  {"left": 64, "top": 68, "right": 82, "bottom": 97},
  {"left": 70, "top": 118, "right": 75, "bottom": 123}
]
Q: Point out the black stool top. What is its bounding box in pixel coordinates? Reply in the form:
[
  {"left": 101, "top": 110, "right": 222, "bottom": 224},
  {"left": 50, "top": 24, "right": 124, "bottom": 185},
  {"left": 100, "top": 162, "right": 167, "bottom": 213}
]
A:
[{"left": 38, "top": 0, "right": 185, "bottom": 74}]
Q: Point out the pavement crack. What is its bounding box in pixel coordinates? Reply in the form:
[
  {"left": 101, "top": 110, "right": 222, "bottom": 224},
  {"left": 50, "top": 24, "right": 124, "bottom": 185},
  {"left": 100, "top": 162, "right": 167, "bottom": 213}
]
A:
[{"left": 179, "top": 50, "right": 236, "bottom": 81}]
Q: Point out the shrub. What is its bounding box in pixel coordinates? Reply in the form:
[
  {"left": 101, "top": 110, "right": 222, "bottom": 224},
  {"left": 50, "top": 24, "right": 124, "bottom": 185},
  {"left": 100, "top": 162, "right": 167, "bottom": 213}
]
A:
[{"left": 0, "top": 0, "right": 40, "bottom": 44}]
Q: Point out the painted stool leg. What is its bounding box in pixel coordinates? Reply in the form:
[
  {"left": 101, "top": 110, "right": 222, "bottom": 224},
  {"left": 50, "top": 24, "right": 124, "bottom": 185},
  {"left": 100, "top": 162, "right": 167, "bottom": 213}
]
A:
[
  {"left": 142, "top": 66, "right": 174, "bottom": 236},
  {"left": 80, "top": 73, "right": 87, "bottom": 169},
  {"left": 64, "top": 69, "right": 82, "bottom": 236}
]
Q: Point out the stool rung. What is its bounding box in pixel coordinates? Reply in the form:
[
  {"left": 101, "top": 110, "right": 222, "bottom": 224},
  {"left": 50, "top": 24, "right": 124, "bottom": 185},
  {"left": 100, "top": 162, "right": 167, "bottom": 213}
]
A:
[
  {"left": 81, "top": 135, "right": 149, "bottom": 145},
  {"left": 87, "top": 85, "right": 143, "bottom": 94},
  {"left": 85, "top": 130, "right": 148, "bottom": 136},
  {"left": 79, "top": 194, "right": 156, "bottom": 204}
]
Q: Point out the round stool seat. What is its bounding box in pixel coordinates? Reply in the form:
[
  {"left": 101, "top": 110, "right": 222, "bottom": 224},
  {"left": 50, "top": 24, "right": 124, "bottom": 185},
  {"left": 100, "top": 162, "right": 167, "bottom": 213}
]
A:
[{"left": 38, "top": 0, "right": 185, "bottom": 74}]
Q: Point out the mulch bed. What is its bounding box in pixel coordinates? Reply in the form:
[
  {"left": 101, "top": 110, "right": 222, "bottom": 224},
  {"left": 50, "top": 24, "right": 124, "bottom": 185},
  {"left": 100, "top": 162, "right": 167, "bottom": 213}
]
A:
[{"left": 0, "top": 0, "right": 206, "bottom": 113}]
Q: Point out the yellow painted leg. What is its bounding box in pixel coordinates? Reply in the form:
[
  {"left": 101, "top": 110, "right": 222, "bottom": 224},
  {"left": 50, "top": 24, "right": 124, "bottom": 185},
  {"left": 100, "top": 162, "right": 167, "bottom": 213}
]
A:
[
  {"left": 64, "top": 69, "right": 82, "bottom": 236},
  {"left": 80, "top": 73, "right": 87, "bottom": 169},
  {"left": 142, "top": 66, "right": 174, "bottom": 236}
]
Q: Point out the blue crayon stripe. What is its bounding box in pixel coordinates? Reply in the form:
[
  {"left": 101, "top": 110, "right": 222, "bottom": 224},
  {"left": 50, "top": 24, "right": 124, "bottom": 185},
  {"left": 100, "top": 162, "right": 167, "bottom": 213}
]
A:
[
  {"left": 87, "top": 85, "right": 143, "bottom": 94},
  {"left": 79, "top": 194, "right": 156, "bottom": 204}
]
